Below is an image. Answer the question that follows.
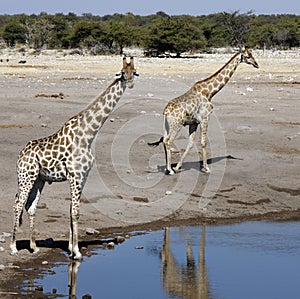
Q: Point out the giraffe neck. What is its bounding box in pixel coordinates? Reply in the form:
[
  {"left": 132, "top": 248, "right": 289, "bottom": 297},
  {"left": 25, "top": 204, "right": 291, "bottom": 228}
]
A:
[
  {"left": 69, "top": 77, "right": 126, "bottom": 146},
  {"left": 195, "top": 52, "right": 241, "bottom": 100}
]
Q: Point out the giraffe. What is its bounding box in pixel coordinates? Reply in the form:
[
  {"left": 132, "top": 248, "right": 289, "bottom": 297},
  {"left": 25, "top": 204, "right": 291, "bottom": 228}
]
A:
[
  {"left": 10, "top": 57, "right": 138, "bottom": 260},
  {"left": 148, "top": 48, "right": 259, "bottom": 175}
]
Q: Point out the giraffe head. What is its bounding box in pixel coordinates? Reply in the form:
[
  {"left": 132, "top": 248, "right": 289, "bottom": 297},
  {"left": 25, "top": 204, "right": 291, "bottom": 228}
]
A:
[
  {"left": 240, "top": 47, "right": 259, "bottom": 69},
  {"left": 117, "top": 56, "right": 138, "bottom": 89}
]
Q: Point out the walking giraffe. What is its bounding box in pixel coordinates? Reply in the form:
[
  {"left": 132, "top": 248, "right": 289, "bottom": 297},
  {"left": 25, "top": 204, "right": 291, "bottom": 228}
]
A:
[
  {"left": 148, "top": 48, "right": 259, "bottom": 175},
  {"left": 10, "top": 57, "right": 138, "bottom": 259}
]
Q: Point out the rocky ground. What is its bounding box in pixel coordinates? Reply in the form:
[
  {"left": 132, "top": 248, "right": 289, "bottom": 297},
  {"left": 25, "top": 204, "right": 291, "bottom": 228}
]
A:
[{"left": 0, "top": 48, "right": 299, "bottom": 297}]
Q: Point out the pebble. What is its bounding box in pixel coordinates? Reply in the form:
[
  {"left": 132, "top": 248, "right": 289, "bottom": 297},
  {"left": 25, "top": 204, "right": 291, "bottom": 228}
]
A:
[
  {"left": 85, "top": 228, "right": 99, "bottom": 235},
  {"left": 107, "top": 242, "right": 115, "bottom": 249},
  {"left": 115, "top": 236, "right": 125, "bottom": 243},
  {"left": 135, "top": 246, "right": 144, "bottom": 250},
  {"left": 0, "top": 264, "right": 5, "bottom": 271},
  {"left": 2, "top": 232, "right": 11, "bottom": 238},
  {"left": 35, "top": 285, "right": 43, "bottom": 291},
  {"left": 165, "top": 190, "right": 172, "bottom": 195},
  {"left": 0, "top": 247, "right": 4, "bottom": 252},
  {"left": 0, "top": 236, "right": 5, "bottom": 243},
  {"left": 42, "top": 261, "right": 48, "bottom": 265}
]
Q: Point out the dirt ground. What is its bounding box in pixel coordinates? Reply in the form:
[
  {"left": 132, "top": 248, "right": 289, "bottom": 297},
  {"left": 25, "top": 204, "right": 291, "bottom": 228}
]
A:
[{"left": 0, "top": 48, "right": 299, "bottom": 296}]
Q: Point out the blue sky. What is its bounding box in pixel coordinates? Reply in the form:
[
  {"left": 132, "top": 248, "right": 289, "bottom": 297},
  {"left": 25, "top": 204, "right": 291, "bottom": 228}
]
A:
[{"left": 1, "top": 0, "right": 299, "bottom": 16}]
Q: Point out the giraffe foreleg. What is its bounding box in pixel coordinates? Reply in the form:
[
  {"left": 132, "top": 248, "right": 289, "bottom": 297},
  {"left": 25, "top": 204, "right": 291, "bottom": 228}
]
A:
[
  {"left": 68, "top": 175, "right": 83, "bottom": 260},
  {"left": 200, "top": 120, "right": 210, "bottom": 174}
]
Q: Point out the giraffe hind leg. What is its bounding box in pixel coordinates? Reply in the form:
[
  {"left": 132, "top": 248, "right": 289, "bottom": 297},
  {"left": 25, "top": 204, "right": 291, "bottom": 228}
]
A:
[{"left": 26, "top": 177, "right": 45, "bottom": 254}]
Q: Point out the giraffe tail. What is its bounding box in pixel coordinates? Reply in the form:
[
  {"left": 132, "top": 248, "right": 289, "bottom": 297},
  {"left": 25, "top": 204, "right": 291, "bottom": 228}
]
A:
[{"left": 147, "top": 137, "right": 164, "bottom": 147}]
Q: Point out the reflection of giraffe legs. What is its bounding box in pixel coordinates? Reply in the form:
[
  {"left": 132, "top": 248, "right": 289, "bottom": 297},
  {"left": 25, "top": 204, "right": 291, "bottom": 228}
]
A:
[
  {"left": 161, "top": 226, "right": 209, "bottom": 299},
  {"left": 68, "top": 261, "right": 81, "bottom": 298}
]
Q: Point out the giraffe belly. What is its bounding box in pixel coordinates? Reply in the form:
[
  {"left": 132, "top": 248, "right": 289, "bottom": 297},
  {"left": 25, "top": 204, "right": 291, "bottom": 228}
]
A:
[{"left": 40, "top": 163, "right": 68, "bottom": 183}]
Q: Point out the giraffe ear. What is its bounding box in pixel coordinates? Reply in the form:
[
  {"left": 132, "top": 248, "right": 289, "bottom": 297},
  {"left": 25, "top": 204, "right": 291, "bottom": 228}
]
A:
[
  {"left": 130, "top": 57, "right": 134, "bottom": 68},
  {"left": 123, "top": 56, "right": 128, "bottom": 68}
]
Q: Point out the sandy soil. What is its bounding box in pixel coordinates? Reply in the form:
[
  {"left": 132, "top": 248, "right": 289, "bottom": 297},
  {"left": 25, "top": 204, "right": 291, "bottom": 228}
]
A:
[{"left": 0, "top": 48, "right": 299, "bottom": 296}]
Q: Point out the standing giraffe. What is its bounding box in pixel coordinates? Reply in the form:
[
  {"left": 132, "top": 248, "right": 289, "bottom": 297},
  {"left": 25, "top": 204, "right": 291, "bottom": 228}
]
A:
[
  {"left": 148, "top": 48, "right": 258, "bottom": 175},
  {"left": 10, "top": 57, "right": 138, "bottom": 259}
]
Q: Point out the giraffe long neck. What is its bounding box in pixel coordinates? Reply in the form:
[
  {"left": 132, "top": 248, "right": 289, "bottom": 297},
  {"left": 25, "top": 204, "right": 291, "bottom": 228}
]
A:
[
  {"left": 71, "top": 77, "right": 126, "bottom": 146},
  {"left": 195, "top": 52, "right": 241, "bottom": 101}
]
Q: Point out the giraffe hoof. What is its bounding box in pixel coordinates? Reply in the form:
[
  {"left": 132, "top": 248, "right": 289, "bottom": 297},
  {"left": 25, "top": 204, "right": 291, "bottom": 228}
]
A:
[
  {"left": 165, "top": 168, "right": 175, "bottom": 175},
  {"left": 201, "top": 167, "right": 210, "bottom": 174},
  {"left": 32, "top": 248, "right": 41, "bottom": 255}
]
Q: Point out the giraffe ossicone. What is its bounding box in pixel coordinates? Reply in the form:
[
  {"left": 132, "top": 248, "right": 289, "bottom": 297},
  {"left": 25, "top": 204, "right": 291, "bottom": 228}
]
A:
[
  {"left": 10, "top": 56, "right": 138, "bottom": 260},
  {"left": 148, "top": 48, "right": 259, "bottom": 175}
]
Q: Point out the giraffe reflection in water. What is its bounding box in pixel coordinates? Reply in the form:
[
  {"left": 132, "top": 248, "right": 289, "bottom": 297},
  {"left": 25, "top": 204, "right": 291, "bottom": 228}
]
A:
[
  {"left": 161, "top": 225, "right": 210, "bottom": 299},
  {"left": 68, "top": 261, "right": 81, "bottom": 298}
]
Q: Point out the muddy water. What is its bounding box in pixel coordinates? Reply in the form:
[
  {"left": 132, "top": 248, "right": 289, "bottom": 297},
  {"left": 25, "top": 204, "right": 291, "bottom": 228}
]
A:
[{"left": 20, "top": 221, "right": 300, "bottom": 299}]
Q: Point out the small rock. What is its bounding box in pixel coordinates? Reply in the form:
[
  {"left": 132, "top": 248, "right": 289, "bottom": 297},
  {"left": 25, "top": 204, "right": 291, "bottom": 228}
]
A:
[
  {"left": 41, "top": 123, "right": 48, "bottom": 127},
  {"left": 0, "top": 264, "right": 5, "bottom": 271},
  {"left": 7, "top": 263, "right": 20, "bottom": 269},
  {"left": 110, "top": 118, "right": 115, "bottom": 122},
  {"left": 165, "top": 190, "right": 172, "bottom": 195},
  {"left": 86, "top": 228, "right": 99, "bottom": 235},
  {"left": 246, "top": 87, "right": 253, "bottom": 92},
  {"left": 135, "top": 246, "right": 144, "bottom": 250},
  {"left": 2, "top": 232, "right": 11, "bottom": 238},
  {"left": 37, "top": 203, "right": 47, "bottom": 209},
  {"left": 0, "top": 247, "right": 4, "bottom": 252},
  {"left": 42, "top": 261, "right": 48, "bottom": 265},
  {"left": 115, "top": 236, "right": 125, "bottom": 243},
  {"left": 107, "top": 242, "right": 115, "bottom": 249},
  {"left": 133, "top": 196, "right": 149, "bottom": 203},
  {"left": 0, "top": 236, "right": 5, "bottom": 243},
  {"left": 35, "top": 285, "right": 43, "bottom": 291},
  {"left": 140, "top": 110, "right": 146, "bottom": 114},
  {"left": 270, "top": 107, "right": 275, "bottom": 111},
  {"left": 147, "top": 93, "right": 154, "bottom": 97}
]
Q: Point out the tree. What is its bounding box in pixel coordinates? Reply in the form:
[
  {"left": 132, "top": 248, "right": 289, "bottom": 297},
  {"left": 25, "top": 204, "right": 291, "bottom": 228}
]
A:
[
  {"left": 25, "top": 17, "right": 54, "bottom": 49},
  {"left": 2, "top": 21, "right": 26, "bottom": 46},
  {"left": 145, "top": 16, "right": 207, "bottom": 57},
  {"left": 106, "top": 21, "right": 134, "bottom": 54},
  {"left": 221, "top": 10, "right": 253, "bottom": 48}
]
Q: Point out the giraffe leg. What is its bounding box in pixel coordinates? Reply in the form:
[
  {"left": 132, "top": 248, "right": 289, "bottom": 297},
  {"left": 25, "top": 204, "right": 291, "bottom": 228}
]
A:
[
  {"left": 10, "top": 193, "right": 25, "bottom": 255},
  {"left": 174, "top": 124, "right": 198, "bottom": 172},
  {"left": 200, "top": 120, "right": 210, "bottom": 173},
  {"left": 68, "top": 176, "right": 83, "bottom": 260},
  {"left": 26, "top": 177, "right": 45, "bottom": 254},
  {"left": 163, "top": 115, "right": 181, "bottom": 175},
  {"left": 10, "top": 174, "right": 40, "bottom": 255}
]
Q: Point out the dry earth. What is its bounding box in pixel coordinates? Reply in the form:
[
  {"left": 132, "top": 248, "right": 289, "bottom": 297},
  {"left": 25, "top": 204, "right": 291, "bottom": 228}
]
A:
[{"left": 0, "top": 48, "right": 299, "bottom": 296}]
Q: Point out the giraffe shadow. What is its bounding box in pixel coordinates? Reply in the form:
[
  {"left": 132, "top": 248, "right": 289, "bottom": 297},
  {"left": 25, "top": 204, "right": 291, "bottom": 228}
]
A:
[
  {"left": 16, "top": 237, "right": 118, "bottom": 254},
  {"left": 156, "top": 155, "right": 242, "bottom": 173}
]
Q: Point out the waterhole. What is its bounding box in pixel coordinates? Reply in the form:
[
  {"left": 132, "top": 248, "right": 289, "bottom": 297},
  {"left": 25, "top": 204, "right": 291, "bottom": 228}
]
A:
[{"left": 20, "top": 221, "right": 300, "bottom": 299}]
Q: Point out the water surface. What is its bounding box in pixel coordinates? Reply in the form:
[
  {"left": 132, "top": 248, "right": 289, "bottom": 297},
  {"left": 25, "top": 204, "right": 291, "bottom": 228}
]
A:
[{"left": 20, "top": 221, "right": 300, "bottom": 299}]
